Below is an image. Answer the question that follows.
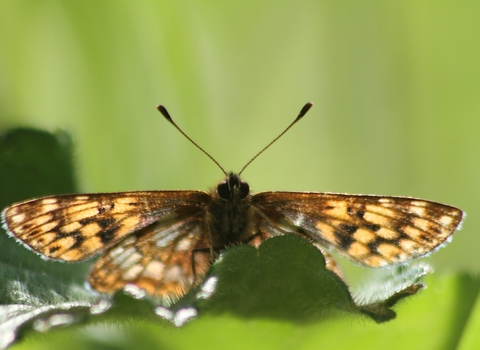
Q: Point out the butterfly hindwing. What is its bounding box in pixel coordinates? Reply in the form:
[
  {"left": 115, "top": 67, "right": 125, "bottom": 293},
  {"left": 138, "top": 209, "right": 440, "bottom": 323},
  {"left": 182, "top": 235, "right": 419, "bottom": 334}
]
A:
[{"left": 89, "top": 209, "right": 211, "bottom": 296}]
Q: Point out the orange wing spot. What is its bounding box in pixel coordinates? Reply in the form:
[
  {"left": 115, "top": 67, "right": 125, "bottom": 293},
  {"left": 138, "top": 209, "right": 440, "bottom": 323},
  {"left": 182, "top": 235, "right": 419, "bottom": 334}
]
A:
[
  {"left": 324, "top": 201, "right": 348, "bottom": 218},
  {"left": 377, "top": 243, "right": 405, "bottom": 261},
  {"left": 376, "top": 227, "right": 399, "bottom": 240},
  {"left": 30, "top": 232, "right": 58, "bottom": 248},
  {"left": 363, "top": 211, "right": 390, "bottom": 227},
  {"left": 9, "top": 212, "right": 26, "bottom": 224},
  {"left": 67, "top": 202, "right": 98, "bottom": 213},
  {"left": 46, "top": 236, "right": 77, "bottom": 258},
  {"left": 115, "top": 216, "right": 141, "bottom": 236},
  {"left": 39, "top": 221, "right": 59, "bottom": 233},
  {"left": 439, "top": 215, "right": 454, "bottom": 226},
  {"left": 110, "top": 202, "right": 137, "bottom": 213},
  {"left": 95, "top": 272, "right": 120, "bottom": 291},
  {"left": 348, "top": 242, "right": 370, "bottom": 259},
  {"left": 402, "top": 225, "right": 423, "bottom": 240},
  {"left": 410, "top": 201, "right": 428, "bottom": 207},
  {"left": 28, "top": 213, "right": 54, "bottom": 228},
  {"left": 364, "top": 255, "right": 388, "bottom": 267},
  {"left": 314, "top": 221, "right": 336, "bottom": 243},
  {"left": 78, "top": 236, "right": 105, "bottom": 255},
  {"left": 353, "top": 228, "right": 376, "bottom": 244},
  {"left": 69, "top": 208, "right": 100, "bottom": 222},
  {"left": 62, "top": 221, "right": 83, "bottom": 233},
  {"left": 399, "top": 239, "right": 422, "bottom": 253},
  {"left": 365, "top": 205, "right": 396, "bottom": 218},
  {"left": 40, "top": 203, "right": 60, "bottom": 213},
  {"left": 116, "top": 197, "right": 142, "bottom": 205},
  {"left": 41, "top": 198, "right": 59, "bottom": 205},
  {"left": 378, "top": 198, "right": 393, "bottom": 204},
  {"left": 61, "top": 247, "right": 87, "bottom": 261},
  {"left": 81, "top": 222, "right": 103, "bottom": 237},
  {"left": 412, "top": 217, "right": 430, "bottom": 231},
  {"left": 408, "top": 205, "right": 426, "bottom": 216}
]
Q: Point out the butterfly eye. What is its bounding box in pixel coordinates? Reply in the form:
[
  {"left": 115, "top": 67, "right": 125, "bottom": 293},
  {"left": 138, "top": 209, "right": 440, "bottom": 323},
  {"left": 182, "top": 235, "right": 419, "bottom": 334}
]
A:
[
  {"left": 217, "top": 180, "right": 231, "bottom": 199},
  {"left": 216, "top": 176, "right": 250, "bottom": 200},
  {"left": 238, "top": 181, "right": 250, "bottom": 199}
]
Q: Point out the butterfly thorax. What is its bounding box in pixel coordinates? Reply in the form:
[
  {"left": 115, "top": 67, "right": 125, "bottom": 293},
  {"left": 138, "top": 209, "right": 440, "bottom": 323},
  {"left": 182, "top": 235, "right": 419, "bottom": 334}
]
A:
[{"left": 206, "top": 173, "right": 254, "bottom": 248}]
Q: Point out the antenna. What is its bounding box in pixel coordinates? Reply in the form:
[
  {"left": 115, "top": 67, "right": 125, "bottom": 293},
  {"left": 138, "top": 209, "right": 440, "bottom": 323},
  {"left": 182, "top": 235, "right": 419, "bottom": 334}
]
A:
[
  {"left": 238, "top": 102, "right": 313, "bottom": 175},
  {"left": 157, "top": 102, "right": 313, "bottom": 177},
  {"left": 157, "top": 105, "right": 228, "bottom": 176}
]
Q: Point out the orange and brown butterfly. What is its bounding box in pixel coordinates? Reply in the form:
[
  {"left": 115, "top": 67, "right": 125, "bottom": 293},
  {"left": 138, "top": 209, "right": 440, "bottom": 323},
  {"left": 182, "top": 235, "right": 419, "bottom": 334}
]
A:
[{"left": 1, "top": 103, "right": 464, "bottom": 298}]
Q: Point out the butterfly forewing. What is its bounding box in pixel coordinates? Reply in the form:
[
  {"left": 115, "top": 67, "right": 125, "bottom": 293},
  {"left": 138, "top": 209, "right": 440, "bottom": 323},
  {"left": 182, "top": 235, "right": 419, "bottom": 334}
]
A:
[
  {"left": 2, "top": 191, "right": 211, "bottom": 262},
  {"left": 252, "top": 192, "right": 463, "bottom": 267}
]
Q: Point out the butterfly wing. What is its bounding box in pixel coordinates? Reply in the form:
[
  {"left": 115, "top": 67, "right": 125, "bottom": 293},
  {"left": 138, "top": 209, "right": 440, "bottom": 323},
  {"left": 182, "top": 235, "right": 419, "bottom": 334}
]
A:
[
  {"left": 252, "top": 192, "right": 464, "bottom": 267},
  {"left": 2, "top": 191, "right": 211, "bottom": 262},
  {"left": 89, "top": 209, "right": 211, "bottom": 296}
]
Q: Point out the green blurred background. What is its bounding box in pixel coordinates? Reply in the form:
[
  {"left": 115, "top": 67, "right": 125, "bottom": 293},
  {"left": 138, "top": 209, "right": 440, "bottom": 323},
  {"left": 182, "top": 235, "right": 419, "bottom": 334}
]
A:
[{"left": 0, "top": 0, "right": 479, "bottom": 348}]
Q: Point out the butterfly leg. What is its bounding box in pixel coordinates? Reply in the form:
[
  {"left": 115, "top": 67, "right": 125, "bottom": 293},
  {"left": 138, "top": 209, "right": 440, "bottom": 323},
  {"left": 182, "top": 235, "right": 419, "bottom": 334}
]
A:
[
  {"left": 190, "top": 246, "right": 223, "bottom": 285},
  {"left": 241, "top": 231, "right": 265, "bottom": 248}
]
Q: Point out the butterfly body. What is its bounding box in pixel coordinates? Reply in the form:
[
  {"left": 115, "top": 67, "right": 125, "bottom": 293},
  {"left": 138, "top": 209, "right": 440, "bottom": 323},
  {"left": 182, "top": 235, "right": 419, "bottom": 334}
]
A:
[{"left": 206, "top": 173, "right": 255, "bottom": 251}]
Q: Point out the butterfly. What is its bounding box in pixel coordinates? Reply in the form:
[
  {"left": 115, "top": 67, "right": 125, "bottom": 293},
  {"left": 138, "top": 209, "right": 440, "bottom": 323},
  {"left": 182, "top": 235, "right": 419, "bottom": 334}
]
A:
[{"left": 1, "top": 103, "right": 464, "bottom": 297}]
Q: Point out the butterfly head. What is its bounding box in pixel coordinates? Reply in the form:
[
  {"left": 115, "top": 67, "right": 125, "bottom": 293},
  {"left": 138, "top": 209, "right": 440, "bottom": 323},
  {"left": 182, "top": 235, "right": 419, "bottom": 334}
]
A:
[{"left": 217, "top": 173, "right": 250, "bottom": 200}]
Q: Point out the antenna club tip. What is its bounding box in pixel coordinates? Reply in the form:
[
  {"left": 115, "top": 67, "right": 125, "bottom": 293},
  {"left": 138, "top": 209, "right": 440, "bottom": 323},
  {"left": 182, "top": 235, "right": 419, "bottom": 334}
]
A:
[
  {"left": 157, "top": 105, "right": 173, "bottom": 122},
  {"left": 297, "top": 102, "right": 313, "bottom": 120}
]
